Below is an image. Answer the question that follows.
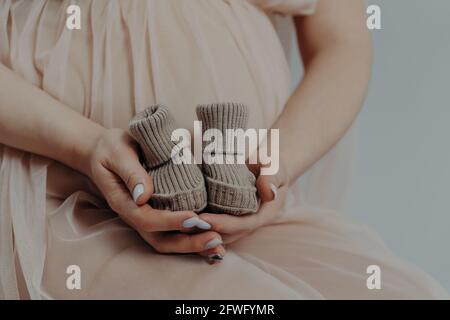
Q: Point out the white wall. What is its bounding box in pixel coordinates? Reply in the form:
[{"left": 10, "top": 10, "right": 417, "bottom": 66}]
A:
[{"left": 348, "top": 0, "right": 450, "bottom": 291}]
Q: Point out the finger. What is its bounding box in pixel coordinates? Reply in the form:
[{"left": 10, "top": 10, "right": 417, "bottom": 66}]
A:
[
  {"left": 93, "top": 165, "right": 208, "bottom": 232},
  {"left": 129, "top": 207, "right": 207, "bottom": 233},
  {"left": 256, "top": 174, "right": 281, "bottom": 203},
  {"left": 199, "top": 212, "right": 260, "bottom": 235},
  {"left": 221, "top": 232, "right": 253, "bottom": 245},
  {"left": 93, "top": 164, "right": 138, "bottom": 215},
  {"left": 198, "top": 245, "right": 226, "bottom": 265},
  {"left": 105, "top": 151, "right": 153, "bottom": 205},
  {"left": 150, "top": 231, "right": 223, "bottom": 254}
]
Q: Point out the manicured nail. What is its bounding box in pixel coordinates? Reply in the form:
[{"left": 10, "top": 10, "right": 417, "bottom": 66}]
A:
[
  {"left": 132, "top": 184, "right": 145, "bottom": 203},
  {"left": 196, "top": 219, "right": 211, "bottom": 230},
  {"left": 269, "top": 183, "right": 278, "bottom": 200},
  {"left": 205, "top": 238, "right": 223, "bottom": 250},
  {"left": 208, "top": 253, "right": 223, "bottom": 261},
  {"left": 182, "top": 217, "right": 200, "bottom": 229}
]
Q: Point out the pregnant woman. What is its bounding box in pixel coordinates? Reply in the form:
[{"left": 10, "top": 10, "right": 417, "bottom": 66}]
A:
[{"left": 0, "top": 0, "right": 447, "bottom": 299}]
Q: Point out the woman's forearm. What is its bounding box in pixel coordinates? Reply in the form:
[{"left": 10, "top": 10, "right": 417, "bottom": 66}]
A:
[
  {"left": 275, "top": 42, "right": 371, "bottom": 180},
  {"left": 0, "top": 64, "right": 104, "bottom": 174},
  {"left": 272, "top": 0, "right": 372, "bottom": 181}
]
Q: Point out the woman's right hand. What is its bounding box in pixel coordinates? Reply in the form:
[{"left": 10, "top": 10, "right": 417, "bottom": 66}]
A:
[
  {"left": 84, "top": 128, "right": 225, "bottom": 263},
  {"left": 0, "top": 66, "right": 224, "bottom": 261}
]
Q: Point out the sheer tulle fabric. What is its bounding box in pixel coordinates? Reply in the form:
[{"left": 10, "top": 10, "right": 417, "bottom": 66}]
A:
[{"left": 0, "top": 0, "right": 448, "bottom": 299}]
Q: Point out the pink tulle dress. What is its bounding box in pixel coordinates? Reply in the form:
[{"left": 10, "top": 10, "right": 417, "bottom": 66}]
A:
[{"left": 0, "top": 0, "right": 447, "bottom": 299}]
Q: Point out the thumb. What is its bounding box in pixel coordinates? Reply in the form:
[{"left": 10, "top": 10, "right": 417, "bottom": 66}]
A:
[
  {"left": 108, "top": 154, "right": 154, "bottom": 206},
  {"left": 256, "top": 174, "right": 281, "bottom": 203}
]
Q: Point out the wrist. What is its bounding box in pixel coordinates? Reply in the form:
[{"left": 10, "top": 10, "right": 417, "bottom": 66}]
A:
[{"left": 65, "top": 122, "right": 105, "bottom": 177}]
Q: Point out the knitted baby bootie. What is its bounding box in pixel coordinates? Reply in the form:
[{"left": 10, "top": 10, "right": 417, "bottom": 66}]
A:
[
  {"left": 196, "top": 102, "right": 259, "bottom": 215},
  {"left": 129, "top": 105, "right": 207, "bottom": 212}
]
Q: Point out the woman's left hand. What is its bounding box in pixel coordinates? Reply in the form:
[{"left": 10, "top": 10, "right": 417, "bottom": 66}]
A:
[{"left": 198, "top": 164, "right": 289, "bottom": 244}]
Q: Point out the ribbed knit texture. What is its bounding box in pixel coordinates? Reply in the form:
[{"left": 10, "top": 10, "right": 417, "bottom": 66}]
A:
[
  {"left": 129, "top": 105, "right": 178, "bottom": 167},
  {"left": 129, "top": 105, "right": 207, "bottom": 212},
  {"left": 196, "top": 102, "right": 249, "bottom": 131},
  {"left": 196, "top": 103, "right": 259, "bottom": 215}
]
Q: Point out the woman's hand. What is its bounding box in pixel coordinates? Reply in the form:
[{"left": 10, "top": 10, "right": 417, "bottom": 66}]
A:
[
  {"left": 199, "top": 163, "right": 289, "bottom": 244},
  {"left": 85, "top": 128, "right": 225, "bottom": 263}
]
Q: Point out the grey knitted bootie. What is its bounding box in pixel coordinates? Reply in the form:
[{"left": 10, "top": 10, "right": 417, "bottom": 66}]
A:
[
  {"left": 196, "top": 103, "right": 259, "bottom": 215},
  {"left": 129, "top": 105, "right": 207, "bottom": 212}
]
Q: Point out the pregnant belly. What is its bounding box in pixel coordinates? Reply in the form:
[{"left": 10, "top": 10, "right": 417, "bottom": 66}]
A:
[{"left": 6, "top": 0, "right": 291, "bottom": 131}]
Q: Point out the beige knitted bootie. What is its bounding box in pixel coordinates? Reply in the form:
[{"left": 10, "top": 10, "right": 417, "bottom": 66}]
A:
[
  {"left": 129, "top": 105, "right": 207, "bottom": 212},
  {"left": 196, "top": 102, "right": 259, "bottom": 215}
]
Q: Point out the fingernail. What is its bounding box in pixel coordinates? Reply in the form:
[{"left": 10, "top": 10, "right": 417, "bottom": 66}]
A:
[
  {"left": 205, "top": 238, "right": 223, "bottom": 250},
  {"left": 269, "top": 183, "right": 278, "bottom": 200},
  {"left": 196, "top": 219, "right": 211, "bottom": 230},
  {"left": 208, "top": 253, "right": 223, "bottom": 261},
  {"left": 182, "top": 217, "right": 200, "bottom": 229},
  {"left": 132, "top": 184, "right": 145, "bottom": 203}
]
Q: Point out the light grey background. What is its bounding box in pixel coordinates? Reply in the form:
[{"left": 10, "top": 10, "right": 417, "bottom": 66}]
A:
[{"left": 347, "top": 0, "right": 450, "bottom": 291}]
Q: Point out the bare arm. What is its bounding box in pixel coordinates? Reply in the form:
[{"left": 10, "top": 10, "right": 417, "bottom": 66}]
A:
[
  {"left": 0, "top": 64, "right": 103, "bottom": 175},
  {"left": 275, "top": 0, "right": 372, "bottom": 181},
  {"left": 200, "top": 0, "right": 373, "bottom": 242},
  {"left": 0, "top": 64, "right": 224, "bottom": 260}
]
